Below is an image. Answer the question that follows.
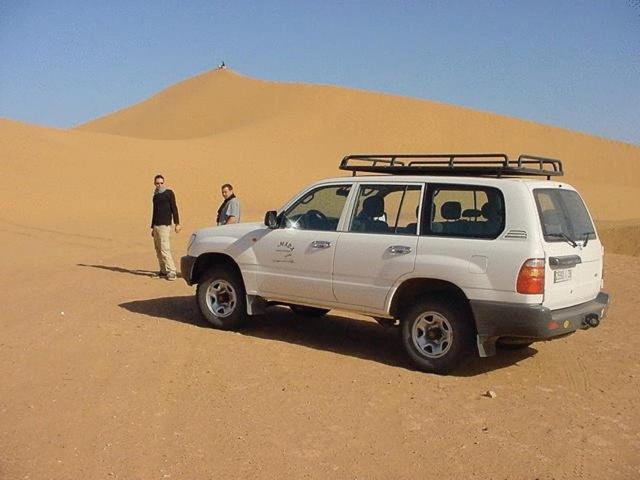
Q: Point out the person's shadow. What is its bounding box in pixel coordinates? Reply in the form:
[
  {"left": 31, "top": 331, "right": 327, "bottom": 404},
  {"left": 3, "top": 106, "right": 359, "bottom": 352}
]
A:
[
  {"left": 77, "top": 264, "right": 175, "bottom": 278},
  {"left": 119, "top": 295, "right": 537, "bottom": 376}
]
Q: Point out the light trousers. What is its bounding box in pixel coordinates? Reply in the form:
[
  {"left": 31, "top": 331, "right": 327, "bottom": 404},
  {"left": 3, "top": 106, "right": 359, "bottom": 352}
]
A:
[{"left": 152, "top": 225, "right": 177, "bottom": 275}]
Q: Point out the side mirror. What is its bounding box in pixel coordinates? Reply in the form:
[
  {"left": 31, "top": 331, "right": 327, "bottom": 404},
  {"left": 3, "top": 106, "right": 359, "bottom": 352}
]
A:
[{"left": 264, "top": 210, "right": 278, "bottom": 229}]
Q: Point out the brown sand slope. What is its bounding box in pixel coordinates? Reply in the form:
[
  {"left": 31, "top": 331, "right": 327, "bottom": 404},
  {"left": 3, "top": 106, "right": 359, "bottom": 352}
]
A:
[
  {"left": 14, "top": 68, "right": 640, "bottom": 244},
  {"left": 77, "top": 70, "right": 303, "bottom": 139},
  {"left": 1, "top": 68, "right": 640, "bottom": 478}
]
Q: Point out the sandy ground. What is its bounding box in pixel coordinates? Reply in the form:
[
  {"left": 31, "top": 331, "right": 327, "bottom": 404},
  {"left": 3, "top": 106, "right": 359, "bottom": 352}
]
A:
[
  {"left": 1, "top": 68, "right": 639, "bottom": 479},
  {"left": 1, "top": 218, "right": 639, "bottom": 480}
]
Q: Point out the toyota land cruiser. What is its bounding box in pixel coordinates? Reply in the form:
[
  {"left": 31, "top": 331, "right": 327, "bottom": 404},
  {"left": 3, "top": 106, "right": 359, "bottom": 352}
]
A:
[{"left": 181, "top": 153, "right": 609, "bottom": 374}]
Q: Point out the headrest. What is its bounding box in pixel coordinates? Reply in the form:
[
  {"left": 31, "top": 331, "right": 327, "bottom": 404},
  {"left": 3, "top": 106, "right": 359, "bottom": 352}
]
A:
[
  {"left": 462, "top": 208, "right": 481, "bottom": 218},
  {"left": 441, "top": 201, "right": 461, "bottom": 220},
  {"left": 481, "top": 202, "right": 499, "bottom": 220},
  {"left": 363, "top": 196, "right": 384, "bottom": 217}
]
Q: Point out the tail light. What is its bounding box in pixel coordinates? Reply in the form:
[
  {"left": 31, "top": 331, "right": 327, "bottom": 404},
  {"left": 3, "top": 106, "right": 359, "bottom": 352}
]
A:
[{"left": 517, "top": 258, "right": 545, "bottom": 294}]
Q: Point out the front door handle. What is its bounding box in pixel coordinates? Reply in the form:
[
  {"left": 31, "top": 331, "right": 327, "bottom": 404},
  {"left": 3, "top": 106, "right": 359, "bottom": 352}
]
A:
[
  {"left": 311, "top": 240, "right": 332, "bottom": 249},
  {"left": 388, "top": 245, "right": 412, "bottom": 255}
]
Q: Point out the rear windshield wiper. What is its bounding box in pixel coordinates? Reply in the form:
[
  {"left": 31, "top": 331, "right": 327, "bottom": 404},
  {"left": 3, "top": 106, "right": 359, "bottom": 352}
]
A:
[{"left": 547, "top": 232, "right": 578, "bottom": 248}]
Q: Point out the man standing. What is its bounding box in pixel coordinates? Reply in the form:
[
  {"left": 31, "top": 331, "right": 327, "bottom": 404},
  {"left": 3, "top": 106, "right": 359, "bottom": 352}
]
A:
[
  {"left": 151, "top": 174, "right": 181, "bottom": 280},
  {"left": 216, "top": 183, "right": 241, "bottom": 226}
]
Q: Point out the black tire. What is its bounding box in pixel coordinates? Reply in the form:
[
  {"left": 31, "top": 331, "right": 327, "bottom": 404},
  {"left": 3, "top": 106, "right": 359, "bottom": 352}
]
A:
[
  {"left": 496, "top": 339, "right": 534, "bottom": 350},
  {"left": 401, "top": 298, "right": 473, "bottom": 374},
  {"left": 196, "top": 266, "right": 247, "bottom": 330},
  {"left": 289, "top": 305, "right": 330, "bottom": 317}
]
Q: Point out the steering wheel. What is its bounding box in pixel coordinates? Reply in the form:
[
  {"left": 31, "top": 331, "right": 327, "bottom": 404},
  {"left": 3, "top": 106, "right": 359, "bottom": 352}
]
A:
[{"left": 303, "top": 209, "right": 328, "bottom": 229}]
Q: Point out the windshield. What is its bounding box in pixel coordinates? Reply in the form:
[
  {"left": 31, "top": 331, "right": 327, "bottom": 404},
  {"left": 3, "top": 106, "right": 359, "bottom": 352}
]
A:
[{"left": 534, "top": 188, "right": 596, "bottom": 243}]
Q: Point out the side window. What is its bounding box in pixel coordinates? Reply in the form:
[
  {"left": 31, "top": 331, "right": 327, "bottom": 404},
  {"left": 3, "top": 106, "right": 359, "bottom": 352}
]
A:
[
  {"left": 349, "top": 184, "right": 422, "bottom": 235},
  {"left": 424, "top": 184, "right": 504, "bottom": 238},
  {"left": 283, "top": 184, "right": 351, "bottom": 231}
]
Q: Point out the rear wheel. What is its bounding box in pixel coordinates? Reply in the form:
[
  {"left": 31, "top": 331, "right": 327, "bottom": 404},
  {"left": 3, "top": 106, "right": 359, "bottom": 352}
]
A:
[
  {"left": 289, "top": 305, "right": 330, "bottom": 317},
  {"left": 401, "top": 298, "right": 473, "bottom": 374},
  {"left": 196, "top": 266, "right": 247, "bottom": 329}
]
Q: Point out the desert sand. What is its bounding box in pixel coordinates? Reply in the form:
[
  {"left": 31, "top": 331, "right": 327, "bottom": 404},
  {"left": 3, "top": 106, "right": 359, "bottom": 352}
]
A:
[{"left": 1, "top": 69, "right": 639, "bottom": 479}]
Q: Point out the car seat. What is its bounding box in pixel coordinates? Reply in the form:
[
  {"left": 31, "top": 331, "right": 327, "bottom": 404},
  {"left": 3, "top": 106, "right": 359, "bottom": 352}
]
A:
[
  {"left": 541, "top": 209, "right": 563, "bottom": 236},
  {"left": 403, "top": 205, "right": 420, "bottom": 234},
  {"left": 441, "top": 201, "right": 462, "bottom": 234},
  {"left": 462, "top": 208, "right": 482, "bottom": 220},
  {"left": 480, "top": 202, "right": 502, "bottom": 234},
  {"left": 354, "top": 195, "right": 389, "bottom": 233}
]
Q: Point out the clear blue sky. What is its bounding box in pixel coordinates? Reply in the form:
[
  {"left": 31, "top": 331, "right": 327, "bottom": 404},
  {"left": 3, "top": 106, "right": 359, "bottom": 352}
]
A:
[{"left": 1, "top": 1, "right": 638, "bottom": 144}]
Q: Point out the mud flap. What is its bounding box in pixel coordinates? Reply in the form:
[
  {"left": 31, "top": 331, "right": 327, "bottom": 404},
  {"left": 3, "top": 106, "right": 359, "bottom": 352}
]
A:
[
  {"left": 477, "top": 334, "right": 497, "bottom": 357},
  {"left": 246, "top": 295, "right": 268, "bottom": 316}
]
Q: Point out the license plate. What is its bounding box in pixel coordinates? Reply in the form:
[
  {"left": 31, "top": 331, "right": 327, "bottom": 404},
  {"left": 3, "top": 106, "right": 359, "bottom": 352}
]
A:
[{"left": 554, "top": 269, "right": 572, "bottom": 283}]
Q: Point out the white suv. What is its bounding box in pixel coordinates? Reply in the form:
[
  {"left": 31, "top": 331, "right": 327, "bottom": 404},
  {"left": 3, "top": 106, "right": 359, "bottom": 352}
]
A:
[{"left": 181, "top": 154, "right": 609, "bottom": 374}]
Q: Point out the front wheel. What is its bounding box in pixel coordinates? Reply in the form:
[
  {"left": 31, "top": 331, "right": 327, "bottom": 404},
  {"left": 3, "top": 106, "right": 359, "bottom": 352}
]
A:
[
  {"left": 196, "top": 267, "right": 247, "bottom": 329},
  {"left": 401, "top": 298, "right": 473, "bottom": 374}
]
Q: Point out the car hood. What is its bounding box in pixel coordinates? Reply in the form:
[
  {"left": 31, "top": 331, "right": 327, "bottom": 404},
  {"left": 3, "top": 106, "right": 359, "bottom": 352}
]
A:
[{"left": 195, "top": 221, "right": 266, "bottom": 239}]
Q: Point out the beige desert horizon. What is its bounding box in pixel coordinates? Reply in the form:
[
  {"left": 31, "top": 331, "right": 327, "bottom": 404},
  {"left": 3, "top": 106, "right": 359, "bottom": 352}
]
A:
[{"left": 1, "top": 68, "right": 638, "bottom": 479}]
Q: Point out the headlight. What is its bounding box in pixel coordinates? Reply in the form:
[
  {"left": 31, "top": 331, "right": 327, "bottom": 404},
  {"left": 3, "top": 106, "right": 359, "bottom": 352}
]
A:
[{"left": 187, "top": 233, "right": 197, "bottom": 252}]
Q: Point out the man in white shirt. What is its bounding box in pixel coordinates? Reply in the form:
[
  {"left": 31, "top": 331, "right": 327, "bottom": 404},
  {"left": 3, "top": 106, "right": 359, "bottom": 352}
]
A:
[{"left": 216, "top": 183, "right": 241, "bottom": 225}]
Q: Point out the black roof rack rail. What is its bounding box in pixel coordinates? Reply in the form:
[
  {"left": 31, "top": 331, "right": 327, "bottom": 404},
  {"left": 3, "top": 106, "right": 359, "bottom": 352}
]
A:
[{"left": 339, "top": 153, "right": 563, "bottom": 179}]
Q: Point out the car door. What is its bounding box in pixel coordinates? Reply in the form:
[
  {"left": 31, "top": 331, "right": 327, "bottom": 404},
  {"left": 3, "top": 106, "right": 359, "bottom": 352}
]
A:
[
  {"left": 533, "top": 187, "right": 603, "bottom": 310},
  {"left": 332, "top": 183, "right": 423, "bottom": 310},
  {"left": 253, "top": 183, "right": 353, "bottom": 303}
]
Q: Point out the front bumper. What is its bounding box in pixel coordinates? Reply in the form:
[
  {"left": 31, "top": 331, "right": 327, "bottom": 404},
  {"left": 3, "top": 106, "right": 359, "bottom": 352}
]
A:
[
  {"left": 471, "top": 291, "right": 610, "bottom": 356},
  {"left": 180, "top": 255, "right": 197, "bottom": 285}
]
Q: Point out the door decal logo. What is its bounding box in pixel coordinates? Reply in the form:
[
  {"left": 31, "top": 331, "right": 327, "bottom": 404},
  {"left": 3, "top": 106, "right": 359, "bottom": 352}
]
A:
[{"left": 274, "top": 241, "right": 295, "bottom": 263}]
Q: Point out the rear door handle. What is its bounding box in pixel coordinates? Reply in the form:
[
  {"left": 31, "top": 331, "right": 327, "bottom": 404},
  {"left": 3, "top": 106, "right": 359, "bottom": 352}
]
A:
[
  {"left": 549, "top": 255, "right": 582, "bottom": 269},
  {"left": 388, "top": 245, "right": 412, "bottom": 255},
  {"left": 311, "top": 240, "right": 332, "bottom": 249}
]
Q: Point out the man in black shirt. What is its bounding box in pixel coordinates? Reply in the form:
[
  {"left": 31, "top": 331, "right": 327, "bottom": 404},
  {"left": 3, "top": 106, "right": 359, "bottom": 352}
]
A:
[{"left": 151, "top": 174, "right": 181, "bottom": 280}]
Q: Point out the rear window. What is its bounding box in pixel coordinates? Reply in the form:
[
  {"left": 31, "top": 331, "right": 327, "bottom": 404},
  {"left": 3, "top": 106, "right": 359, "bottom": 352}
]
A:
[{"left": 534, "top": 188, "right": 596, "bottom": 243}]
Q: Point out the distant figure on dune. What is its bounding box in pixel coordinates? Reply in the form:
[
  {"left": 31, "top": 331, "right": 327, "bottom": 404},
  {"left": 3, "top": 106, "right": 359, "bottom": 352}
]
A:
[
  {"left": 216, "top": 183, "right": 241, "bottom": 226},
  {"left": 217, "top": 61, "right": 226, "bottom": 70},
  {"left": 151, "top": 174, "right": 181, "bottom": 280}
]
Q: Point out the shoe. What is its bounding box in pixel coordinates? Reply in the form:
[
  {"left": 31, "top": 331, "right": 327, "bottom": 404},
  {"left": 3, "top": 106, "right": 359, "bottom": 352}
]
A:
[
  {"left": 154, "top": 271, "right": 168, "bottom": 278},
  {"left": 166, "top": 272, "right": 177, "bottom": 281}
]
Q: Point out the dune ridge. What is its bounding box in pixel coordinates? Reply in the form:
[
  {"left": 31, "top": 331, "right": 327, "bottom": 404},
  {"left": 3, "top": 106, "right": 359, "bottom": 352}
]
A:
[
  {"left": 2, "top": 68, "right": 639, "bottom": 255},
  {"left": 4, "top": 69, "right": 640, "bottom": 480}
]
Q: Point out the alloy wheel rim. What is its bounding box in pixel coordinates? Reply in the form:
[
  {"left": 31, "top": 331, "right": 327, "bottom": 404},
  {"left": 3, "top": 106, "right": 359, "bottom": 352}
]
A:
[
  {"left": 205, "top": 280, "right": 237, "bottom": 318},
  {"left": 411, "top": 311, "right": 453, "bottom": 358}
]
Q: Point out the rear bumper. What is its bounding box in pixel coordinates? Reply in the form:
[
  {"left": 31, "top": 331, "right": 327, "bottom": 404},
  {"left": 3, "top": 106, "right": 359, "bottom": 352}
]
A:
[
  {"left": 471, "top": 291, "right": 610, "bottom": 356},
  {"left": 180, "top": 255, "right": 197, "bottom": 286}
]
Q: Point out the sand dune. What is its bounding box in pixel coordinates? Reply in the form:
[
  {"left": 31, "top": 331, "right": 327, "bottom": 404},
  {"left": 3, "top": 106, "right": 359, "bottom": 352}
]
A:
[
  {"left": 2, "top": 68, "right": 640, "bottom": 478},
  {"left": 3, "top": 68, "right": 639, "bottom": 253}
]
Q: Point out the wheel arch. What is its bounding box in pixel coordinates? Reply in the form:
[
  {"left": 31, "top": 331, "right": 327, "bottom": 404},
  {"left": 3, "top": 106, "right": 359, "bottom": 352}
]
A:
[
  {"left": 192, "top": 252, "right": 244, "bottom": 286},
  {"left": 389, "top": 278, "right": 476, "bottom": 330}
]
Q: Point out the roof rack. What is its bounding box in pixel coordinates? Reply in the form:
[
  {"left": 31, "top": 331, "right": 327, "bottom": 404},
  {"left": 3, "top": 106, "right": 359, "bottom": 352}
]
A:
[{"left": 339, "top": 153, "right": 563, "bottom": 179}]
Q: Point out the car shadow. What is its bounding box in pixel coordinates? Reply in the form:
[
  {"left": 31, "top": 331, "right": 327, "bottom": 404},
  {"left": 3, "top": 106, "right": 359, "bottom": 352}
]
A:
[
  {"left": 119, "top": 295, "right": 537, "bottom": 376},
  {"left": 120, "top": 294, "right": 209, "bottom": 326}
]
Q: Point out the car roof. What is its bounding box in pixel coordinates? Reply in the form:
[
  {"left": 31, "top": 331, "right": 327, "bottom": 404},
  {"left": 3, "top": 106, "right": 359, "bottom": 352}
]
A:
[{"left": 313, "top": 174, "right": 568, "bottom": 188}]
